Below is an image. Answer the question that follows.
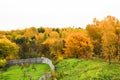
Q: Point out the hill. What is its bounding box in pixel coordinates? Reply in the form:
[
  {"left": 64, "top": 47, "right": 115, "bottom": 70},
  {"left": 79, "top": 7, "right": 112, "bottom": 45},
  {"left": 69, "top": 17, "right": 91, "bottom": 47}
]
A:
[{"left": 55, "top": 58, "right": 120, "bottom": 80}]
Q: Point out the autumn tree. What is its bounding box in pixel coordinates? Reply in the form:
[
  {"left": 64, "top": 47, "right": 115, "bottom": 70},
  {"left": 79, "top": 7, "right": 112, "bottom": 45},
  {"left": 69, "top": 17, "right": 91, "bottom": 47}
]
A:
[
  {"left": 86, "top": 19, "right": 102, "bottom": 56},
  {"left": 43, "top": 38, "right": 63, "bottom": 59},
  {"left": 14, "top": 35, "right": 25, "bottom": 44},
  {"left": 114, "top": 18, "right": 120, "bottom": 61},
  {"left": 87, "top": 16, "right": 120, "bottom": 63},
  {"left": 101, "top": 16, "right": 120, "bottom": 63},
  {"left": 64, "top": 33, "right": 93, "bottom": 58},
  {"left": 0, "top": 38, "right": 19, "bottom": 60},
  {"left": 102, "top": 32, "right": 117, "bottom": 64},
  {"left": 37, "top": 44, "right": 50, "bottom": 57},
  {"left": 35, "top": 33, "right": 45, "bottom": 43},
  {"left": 61, "top": 30, "right": 69, "bottom": 38},
  {"left": 49, "top": 39, "right": 64, "bottom": 57}
]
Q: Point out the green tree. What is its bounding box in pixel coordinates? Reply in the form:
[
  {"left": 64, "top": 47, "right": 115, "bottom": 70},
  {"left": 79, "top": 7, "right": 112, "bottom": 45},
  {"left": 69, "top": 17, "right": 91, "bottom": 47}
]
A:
[{"left": 38, "top": 27, "right": 45, "bottom": 33}]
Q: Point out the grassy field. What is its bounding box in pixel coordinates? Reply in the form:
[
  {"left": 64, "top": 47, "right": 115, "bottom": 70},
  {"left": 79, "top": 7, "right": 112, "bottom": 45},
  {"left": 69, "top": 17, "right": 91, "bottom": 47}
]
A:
[
  {"left": 55, "top": 58, "right": 120, "bottom": 80},
  {"left": 0, "top": 63, "right": 50, "bottom": 80}
]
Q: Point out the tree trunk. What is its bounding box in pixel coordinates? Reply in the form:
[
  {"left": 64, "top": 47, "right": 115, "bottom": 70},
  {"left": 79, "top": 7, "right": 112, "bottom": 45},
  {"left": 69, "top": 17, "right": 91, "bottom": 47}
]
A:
[
  {"left": 117, "top": 34, "right": 120, "bottom": 62},
  {"left": 119, "top": 54, "right": 120, "bottom": 62},
  {"left": 108, "top": 54, "right": 111, "bottom": 65}
]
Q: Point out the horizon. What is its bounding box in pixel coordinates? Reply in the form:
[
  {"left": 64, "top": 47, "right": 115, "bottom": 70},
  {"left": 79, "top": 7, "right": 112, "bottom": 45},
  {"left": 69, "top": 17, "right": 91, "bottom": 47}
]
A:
[{"left": 0, "top": 0, "right": 120, "bottom": 30}]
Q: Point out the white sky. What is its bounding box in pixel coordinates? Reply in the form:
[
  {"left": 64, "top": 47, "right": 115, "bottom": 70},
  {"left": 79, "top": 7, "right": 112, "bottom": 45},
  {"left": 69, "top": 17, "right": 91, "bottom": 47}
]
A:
[{"left": 0, "top": 0, "right": 120, "bottom": 30}]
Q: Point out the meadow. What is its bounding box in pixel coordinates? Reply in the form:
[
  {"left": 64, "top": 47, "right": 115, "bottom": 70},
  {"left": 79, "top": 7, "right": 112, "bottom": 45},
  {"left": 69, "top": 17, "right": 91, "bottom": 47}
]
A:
[{"left": 55, "top": 58, "right": 120, "bottom": 80}]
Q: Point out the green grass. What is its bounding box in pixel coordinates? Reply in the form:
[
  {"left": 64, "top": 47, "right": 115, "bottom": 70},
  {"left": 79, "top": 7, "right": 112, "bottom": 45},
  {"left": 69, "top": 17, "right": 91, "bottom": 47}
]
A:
[
  {"left": 55, "top": 58, "right": 120, "bottom": 80},
  {"left": 0, "top": 63, "right": 50, "bottom": 80}
]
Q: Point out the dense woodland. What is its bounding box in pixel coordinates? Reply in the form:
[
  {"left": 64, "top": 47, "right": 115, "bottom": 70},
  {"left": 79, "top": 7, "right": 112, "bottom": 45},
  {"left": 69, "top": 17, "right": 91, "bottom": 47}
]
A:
[{"left": 1, "top": 16, "right": 120, "bottom": 67}]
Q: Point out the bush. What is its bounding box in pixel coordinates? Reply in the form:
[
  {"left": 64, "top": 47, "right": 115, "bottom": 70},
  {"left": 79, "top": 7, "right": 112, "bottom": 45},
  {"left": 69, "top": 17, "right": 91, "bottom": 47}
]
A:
[{"left": 0, "top": 59, "right": 7, "bottom": 67}]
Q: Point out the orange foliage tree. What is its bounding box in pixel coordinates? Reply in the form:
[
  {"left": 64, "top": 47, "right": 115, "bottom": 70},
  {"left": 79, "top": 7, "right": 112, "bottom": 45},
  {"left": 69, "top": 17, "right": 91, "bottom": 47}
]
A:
[{"left": 64, "top": 33, "right": 93, "bottom": 58}]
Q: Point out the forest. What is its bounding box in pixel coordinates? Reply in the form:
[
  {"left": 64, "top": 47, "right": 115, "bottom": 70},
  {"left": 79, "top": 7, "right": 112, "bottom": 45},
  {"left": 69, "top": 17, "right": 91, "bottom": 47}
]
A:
[{"left": 0, "top": 15, "right": 120, "bottom": 67}]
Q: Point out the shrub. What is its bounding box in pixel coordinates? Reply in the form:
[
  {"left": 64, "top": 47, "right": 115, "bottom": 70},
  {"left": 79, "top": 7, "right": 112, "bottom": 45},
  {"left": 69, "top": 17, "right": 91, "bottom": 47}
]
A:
[{"left": 0, "top": 59, "right": 7, "bottom": 67}]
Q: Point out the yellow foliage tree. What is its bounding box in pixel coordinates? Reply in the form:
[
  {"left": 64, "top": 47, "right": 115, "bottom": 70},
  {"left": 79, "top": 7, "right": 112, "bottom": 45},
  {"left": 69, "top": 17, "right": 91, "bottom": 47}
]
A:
[
  {"left": 0, "top": 38, "right": 19, "bottom": 60},
  {"left": 49, "top": 31, "right": 59, "bottom": 38},
  {"left": 102, "top": 32, "right": 117, "bottom": 64},
  {"left": 87, "top": 15, "right": 120, "bottom": 63}
]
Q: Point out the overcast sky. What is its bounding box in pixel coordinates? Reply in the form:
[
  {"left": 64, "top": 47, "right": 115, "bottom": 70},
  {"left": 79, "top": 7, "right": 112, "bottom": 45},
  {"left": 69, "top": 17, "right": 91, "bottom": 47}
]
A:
[{"left": 0, "top": 0, "right": 120, "bottom": 30}]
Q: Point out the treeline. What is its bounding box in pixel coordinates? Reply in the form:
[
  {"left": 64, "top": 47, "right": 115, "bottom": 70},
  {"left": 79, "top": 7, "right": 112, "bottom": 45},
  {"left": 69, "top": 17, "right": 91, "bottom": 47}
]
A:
[
  {"left": 0, "top": 15, "right": 120, "bottom": 65},
  {"left": 0, "top": 27, "right": 85, "bottom": 60}
]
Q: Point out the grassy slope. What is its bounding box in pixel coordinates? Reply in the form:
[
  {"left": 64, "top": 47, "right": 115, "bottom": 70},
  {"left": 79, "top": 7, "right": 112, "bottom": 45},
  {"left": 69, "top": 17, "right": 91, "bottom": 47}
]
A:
[
  {"left": 55, "top": 58, "right": 120, "bottom": 80},
  {"left": 0, "top": 63, "right": 50, "bottom": 80}
]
